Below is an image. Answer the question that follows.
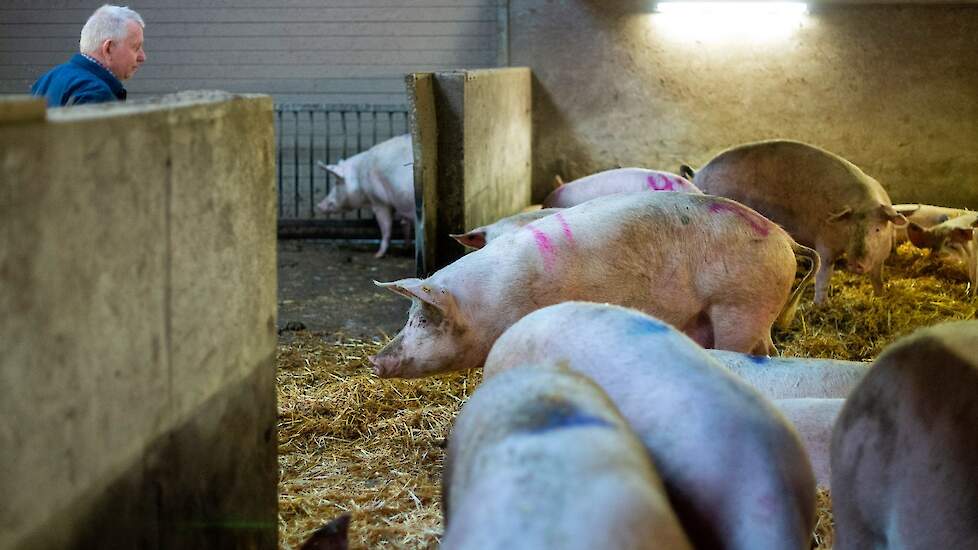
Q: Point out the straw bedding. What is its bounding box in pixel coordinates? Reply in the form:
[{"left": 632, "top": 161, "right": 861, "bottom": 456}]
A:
[{"left": 277, "top": 243, "right": 976, "bottom": 549}]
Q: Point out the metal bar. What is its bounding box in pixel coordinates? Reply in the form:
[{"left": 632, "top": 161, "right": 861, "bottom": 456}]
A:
[
  {"left": 324, "top": 109, "right": 331, "bottom": 219},
  {"left": 356, "top": 111, "right": 363, "bottom": 220},
  {"left": 276, "top": 109, "right": 283, "bottom": 218},
  {"left": 292, "top": 110, "right": 299, "bottom": 219},
  {"left": 308, "top": 110, "right": 315, "bottom": 219},
  {"left": 340, "top": 111, "right": 349, "bottom": 221}
]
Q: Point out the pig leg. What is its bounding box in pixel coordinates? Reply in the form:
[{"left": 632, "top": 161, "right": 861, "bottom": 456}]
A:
[
  {"left": 814, "top": 245, "right": 835, "bottom": 304},
  {"left": 372, "top": 205, "right": 393, "bottom": 258},
  {"left": 868, "top": 261, "right": 884, "bottom": 295},
  {"left": 709, "top": 305, "right": 770, "bottom": 354}
]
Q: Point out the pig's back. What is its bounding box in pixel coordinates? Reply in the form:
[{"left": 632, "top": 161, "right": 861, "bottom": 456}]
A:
[
  {"left": 693, "top": 140, "right": 879, "bottom": 243},
  {"left": 543, "top": 168, "right": 699, "bottom": 208}
]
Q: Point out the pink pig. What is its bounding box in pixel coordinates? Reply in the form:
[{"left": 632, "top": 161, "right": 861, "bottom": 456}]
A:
[
  {"left": 832, "top": 320, "right": 978, "bottom": 549},
  {"left": 541, "top": 167, "right": 702, "bottom": 209},
  {"left": 443, "top": 363, "right": 693, "bottom": 549},
  {"left": 483, "top": 302, "right": 816, "bottom": 550},
  {"left": 891, "top": 203, "right": 972, "bottom": 247},
  {"left": 369, "top": 191, "right": 818, "bottom": 378},
  {"left": 316, "top": 134, "right": 414, "bottom": 258},
  {"left": 906, "top": 212, "right": 978, "bottom": 296},
  {"left": 686, "top": 140, "right": 907, "bottom": 304}
]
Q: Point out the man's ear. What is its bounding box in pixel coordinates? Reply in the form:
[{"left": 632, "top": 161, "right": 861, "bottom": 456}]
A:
[
  {"left": 374, "top": 278, "right": 457, "bottom": 313},
  {"left": 450, "top": 229, "right": 487, "bottom": 249}
]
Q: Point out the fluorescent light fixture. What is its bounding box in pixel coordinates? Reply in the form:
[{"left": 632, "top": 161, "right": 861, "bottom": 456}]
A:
[
  {"left": 651, "top": 1, "right": 809, "bottom": 43},
  {"left": 655, "top": 2, "right": 808, "bottom": 16}
]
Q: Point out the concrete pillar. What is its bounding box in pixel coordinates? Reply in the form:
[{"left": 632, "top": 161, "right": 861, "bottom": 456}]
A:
[{"left": 0, "top": 91, "right": 278, "bottom": 549}]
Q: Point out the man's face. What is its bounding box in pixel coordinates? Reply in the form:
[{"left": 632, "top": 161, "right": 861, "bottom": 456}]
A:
[{"left": 106, "top": 21, "right": 145, "bottom": 81}]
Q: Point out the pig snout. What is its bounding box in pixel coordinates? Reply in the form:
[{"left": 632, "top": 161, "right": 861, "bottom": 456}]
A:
[
  {"left": 367, "top": 354, "right": 401, "bottom": 378},
  {"left": 846, "top": 259, "right": 869, "bottom": 274}
]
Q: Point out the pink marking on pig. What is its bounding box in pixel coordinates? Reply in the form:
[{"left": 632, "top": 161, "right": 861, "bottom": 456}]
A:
[
  {"left": 526, "top": 224, "right": 557, "bottom": 272},
  {"left": 647, "top": 173, "right": 676, "bottom": 191},
  {"left": 554, "top": 212, "right": 577, "bottom": 247},
  {"left": 708, "top": 201, "right": 770, "bottom": 237}
]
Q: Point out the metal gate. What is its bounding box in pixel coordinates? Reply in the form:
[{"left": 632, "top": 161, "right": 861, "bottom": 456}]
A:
[{"left": 275, "top": 103, "right": 410, "bottom": 238}]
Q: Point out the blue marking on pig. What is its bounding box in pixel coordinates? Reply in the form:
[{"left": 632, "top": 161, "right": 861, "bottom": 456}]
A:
[
  {"left": 524, "top": 410, "right": 614, "bottom": 434},
  {"left": 629, "top": 315, "right": 670, "bottom": 335},
  {"left": 747, "top": 354, "right": 769, "bottom": 364}
]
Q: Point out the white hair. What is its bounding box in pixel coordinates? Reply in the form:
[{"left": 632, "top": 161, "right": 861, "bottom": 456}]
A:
[{"left": 79, "top": 5, "right": 144, "bottom": 54}]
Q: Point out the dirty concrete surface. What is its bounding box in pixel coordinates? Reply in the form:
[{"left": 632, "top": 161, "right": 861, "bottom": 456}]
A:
[{"left": 276, "top": 239, "right": 416, "bottom": 341}]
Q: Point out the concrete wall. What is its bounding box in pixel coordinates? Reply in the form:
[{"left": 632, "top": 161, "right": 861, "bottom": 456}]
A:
[
  {"left": 408, "top": 67, "right": 532, "bottom": 274},
  {"left": 511, "top": 1, "right": 978, "bottom": 208},
  {"left": 0, "top": 91, "right": 278, "bottom": 549}
]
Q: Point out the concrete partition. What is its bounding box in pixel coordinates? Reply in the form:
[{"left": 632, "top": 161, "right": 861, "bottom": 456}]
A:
[
  {"left": 0, "top": 91, "right": 278, "bottom": 549},
  {"left": 407, "top": 67, "right": 532, "bottom": 274}
]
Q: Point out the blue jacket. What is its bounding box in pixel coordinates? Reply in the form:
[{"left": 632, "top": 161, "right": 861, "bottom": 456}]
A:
[{"left": 31, "top": 53, "right": 126, "bottom": 107}]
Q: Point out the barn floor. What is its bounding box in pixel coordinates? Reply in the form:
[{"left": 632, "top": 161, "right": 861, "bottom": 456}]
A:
[{"left": 275, "top": 239, "right": 976, "bottom": 549}]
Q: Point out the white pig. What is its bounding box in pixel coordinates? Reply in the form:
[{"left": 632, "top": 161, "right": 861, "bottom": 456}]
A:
[
  {"left": 773, "top": 398, "right": 843, "bottom": 489},
  {"left": 316, "top": 134, "right": 414, "bottom": 258},
  {"left": 707, "top": 350, "right": 869, "bottom": 399},
  {"left": 891, "top": 203, "right": 972, "bottom": 247},
  {"left": 369, "top": 191, "right": 819, "bottom": 378},
  {"left": 831, "top": 320, "right": 978, "bottom": 549},
  {"left": 685, "top": 140, "right": 907, "bottom": 304},
  {"left": 442, "top": 363, "right": 693, "bottom": 550},
  {"left": 541, "top": 167, "right": 702, "bottom": 209},
  {"left": 905, "top": 212, "right": 978, "bottom": 296},
  {"left": 450, "top": 208, "right": 562, "bottom": 250},
  {"left": 483, "top": 302, "right": 816, "bottom": 550}
]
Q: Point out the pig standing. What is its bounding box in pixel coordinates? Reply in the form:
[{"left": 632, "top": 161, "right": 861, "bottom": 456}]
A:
[
  {"left": 483, "top": 302, "right": 816, "bottom": 550},
  {"left": 831, "top": 320, "right": 978, "bottom": 549},
  {"left": 684, "top": 140, "right": 907, "bottom": 303},
  {"left": 906, "top": 212, "right": 978, "bottom": 296},
  {"left": 450, "top": 208, "right": 562, "bottom": 249},
  {"left": 369, "top": 191, "right": 819, "bottom": 378},
  {"left": 443, "top": 363, "right": 693, "bottom": 550},
  {"left": 891, "top": 203, "right": 972, "bottom": 247},
  {"left": 541, "top": 167, "right": 702, "bottom": 209},
  {"left": 316, "top": 134, "right": 414, "bottom": 258},
  {"left": 707, "top": 350, "right": 868, "bottom": 399}
]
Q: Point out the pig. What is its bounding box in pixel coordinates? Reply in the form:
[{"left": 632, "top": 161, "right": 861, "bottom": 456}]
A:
[
  {"left": 707, "top": 350, "right": 869, "bottom": 399},
  {"left": 369, "top": 191, "right": 820, "bottom": 378},
  {"left": 442, "top": 363, "right": 693, "bottom": 550},
  {"left": 905, "top": 212, "right": 978, "bottom": 296},
  {"left": 541, "top": 167, "right": 703, "bottom": 209},
  {"left": 773, "top": 398, "right": 843, "bottom": 489},
  {"left": 684, "top": 140, "right": 907, "bottom": 304},
  {"left": 483, "top": 302, "right": 817, "bottom": 550},
  {"left": 450, "top": 208, "right": 562, "bottom": 249},
  {"left": 316, "top": 134, "right": 414, "bottom": 258},
  {"left": 891, "top": 203, "right": 972, "bottom": 247},
  {"left": 299, "top": 513, "right": 349, "bottom": 550},
  {"left": 831, "top": 320, "right": 978, "bottom": 549}
]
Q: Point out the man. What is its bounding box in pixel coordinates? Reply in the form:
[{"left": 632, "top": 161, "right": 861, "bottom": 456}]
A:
[{"left": 31, "top": 5, "right": 146, "bottom": 107}]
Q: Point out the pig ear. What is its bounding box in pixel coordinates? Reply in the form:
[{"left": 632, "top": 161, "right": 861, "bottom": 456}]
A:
[
  {"left": 554, "top": 174, "right": 564, "bottom": 187},
  {"left": 950, "top": 227, "right": 975, "bottom": 244},
  {"left": 318, "top": 162, "right": 344, "bottom": 180},
  {"left": 826, "top": 206, "right": 853, "bottom": 223},
  {"left": 450, "top": 229, "right": 487, "bottom": 249},
  {"left": 906, "top": 222, "right": 930, "bottom": 248},
  {"left": 374, "top": 278, "right": 457, "bottom": 312},
  {"left": 880, "top": 204, "right": 908, "bottom": 226},
  {"left": 892, "top": 203, "right": 921, "bottom": 215}
]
